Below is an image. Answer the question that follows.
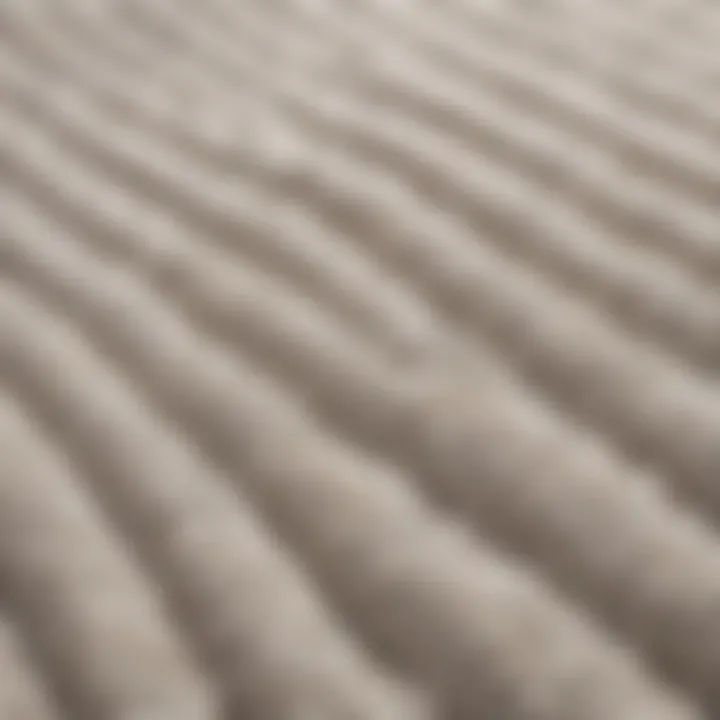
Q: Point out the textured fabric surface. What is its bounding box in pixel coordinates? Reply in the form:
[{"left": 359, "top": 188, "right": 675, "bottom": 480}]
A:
[{"left": 1, "top": 1, "right": 719, "bottom": 718}]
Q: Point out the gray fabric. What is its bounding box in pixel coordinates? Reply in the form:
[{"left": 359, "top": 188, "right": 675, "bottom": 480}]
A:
[{"left": 0, "top": 1, "right": 719, "bottom": 718}]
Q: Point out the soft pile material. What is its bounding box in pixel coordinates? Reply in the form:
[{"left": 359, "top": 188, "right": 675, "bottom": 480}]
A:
[{"left": 0, "top": 1, "right": 719, "bottom": 719}]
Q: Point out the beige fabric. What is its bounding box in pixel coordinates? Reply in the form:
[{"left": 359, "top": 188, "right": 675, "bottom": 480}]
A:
[{"left": 0, "top": 1, "right": 719, "bottom": 718}]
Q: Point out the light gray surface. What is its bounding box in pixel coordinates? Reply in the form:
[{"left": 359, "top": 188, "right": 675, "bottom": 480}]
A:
[{"left": 0, "top": 1, "right": 719, "bottom": 718}]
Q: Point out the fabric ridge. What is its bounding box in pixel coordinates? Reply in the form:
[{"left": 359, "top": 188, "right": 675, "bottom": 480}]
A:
[{"left": 0, "top": 1, "right": 719, "bottom": 718}]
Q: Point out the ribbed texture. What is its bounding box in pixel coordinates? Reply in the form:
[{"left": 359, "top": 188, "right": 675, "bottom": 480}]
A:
[{"left": 0, "top": 2, "right": 718, "bottom": 718}]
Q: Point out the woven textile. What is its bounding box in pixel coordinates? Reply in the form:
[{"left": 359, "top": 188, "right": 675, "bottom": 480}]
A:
[{"left": 1, "top": 1, "right": 719, "bottom": 718}]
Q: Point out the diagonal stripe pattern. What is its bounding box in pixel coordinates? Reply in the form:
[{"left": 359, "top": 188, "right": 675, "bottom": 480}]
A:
[{"left": 1, "top": 2, "right": 719, "bottom": 718}]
